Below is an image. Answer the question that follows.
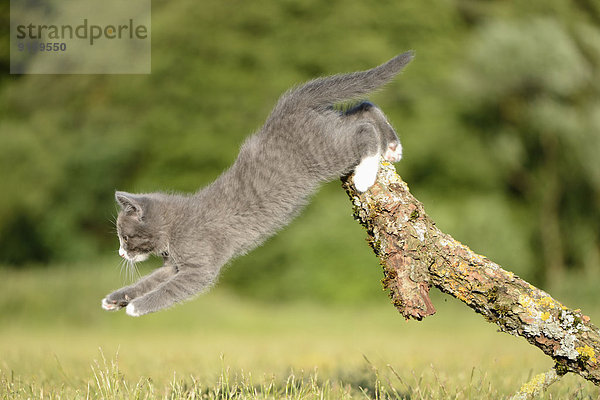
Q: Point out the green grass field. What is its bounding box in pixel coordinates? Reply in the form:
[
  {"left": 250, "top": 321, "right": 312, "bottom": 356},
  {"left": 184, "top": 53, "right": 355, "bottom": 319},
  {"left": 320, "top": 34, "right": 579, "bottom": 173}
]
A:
[{"left": 1, "top": 262, "right": 599, "bottom": 399}]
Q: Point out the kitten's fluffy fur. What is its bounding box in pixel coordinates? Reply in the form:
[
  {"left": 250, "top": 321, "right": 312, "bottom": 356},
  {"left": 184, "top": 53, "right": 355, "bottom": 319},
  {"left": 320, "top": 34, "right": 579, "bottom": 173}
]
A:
[{"left": 102, "top": 52, "right": 413, "bottom": 316}]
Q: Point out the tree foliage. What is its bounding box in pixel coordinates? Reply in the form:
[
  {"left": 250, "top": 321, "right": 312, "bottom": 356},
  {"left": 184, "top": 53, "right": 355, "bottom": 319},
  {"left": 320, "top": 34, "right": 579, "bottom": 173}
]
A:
[{"left": 1, "top": 0, "right": 598, "bottom": 299}]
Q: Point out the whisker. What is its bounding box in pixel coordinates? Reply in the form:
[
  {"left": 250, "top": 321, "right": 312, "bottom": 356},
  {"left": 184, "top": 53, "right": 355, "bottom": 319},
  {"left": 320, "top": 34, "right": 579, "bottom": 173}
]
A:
[
  {"left": 118, "top": 258, "right": 127, "bottom": 282},
  {"left": 130, "top": 260, "right": 136, "bottom": 282},
  {"left": 126, "top": 259, "right": 133, "bottom": 282},
  {"left": 107, "top": 214, "right": 118, "bottom": 230},
  {"left": 126, "top": 259, "right": 141, "bottom": 282}
]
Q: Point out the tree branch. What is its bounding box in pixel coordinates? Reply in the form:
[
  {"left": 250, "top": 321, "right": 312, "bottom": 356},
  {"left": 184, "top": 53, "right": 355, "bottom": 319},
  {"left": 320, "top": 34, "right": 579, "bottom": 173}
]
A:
[
  {"left": 342, "top": 160, "right": 600, "bottom": 387},
  {"left": 509, "top": 369, "right": 560, "bottom": 400}
]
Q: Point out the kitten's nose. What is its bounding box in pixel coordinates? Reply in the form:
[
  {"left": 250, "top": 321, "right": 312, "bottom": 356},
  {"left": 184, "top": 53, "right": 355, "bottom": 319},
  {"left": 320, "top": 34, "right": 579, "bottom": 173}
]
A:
[{"left": 119, "top": 247, "right": 126, "bottom": 257}]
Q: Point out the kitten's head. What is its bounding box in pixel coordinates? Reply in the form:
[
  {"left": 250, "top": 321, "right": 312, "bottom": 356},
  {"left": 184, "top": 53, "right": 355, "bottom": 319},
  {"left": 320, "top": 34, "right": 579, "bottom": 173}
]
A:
[{"left": 115, "top": 191, "right": 167, "bottom": 263}]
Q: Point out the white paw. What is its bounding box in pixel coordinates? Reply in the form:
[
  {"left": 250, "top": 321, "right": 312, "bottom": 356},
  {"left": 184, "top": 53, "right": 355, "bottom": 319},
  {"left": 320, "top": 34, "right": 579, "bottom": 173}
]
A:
[
  {"left": 383, "top": 142, "right": 402, "bottom": 163},
  {"left": 353, "top": 154, "right": 380, "bottom": 192},
  {"left": 102, "top": 298, "right": 121, "bottom": 311},
  {"left": 126, "top": 302, "right": 141, "bottom": 317}
]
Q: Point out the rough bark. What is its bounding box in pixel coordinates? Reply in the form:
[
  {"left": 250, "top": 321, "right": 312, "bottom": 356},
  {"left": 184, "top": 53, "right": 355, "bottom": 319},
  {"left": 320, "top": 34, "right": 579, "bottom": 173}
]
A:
[{"left": 342, "top": 160, "right": 600, "bottom": 386}]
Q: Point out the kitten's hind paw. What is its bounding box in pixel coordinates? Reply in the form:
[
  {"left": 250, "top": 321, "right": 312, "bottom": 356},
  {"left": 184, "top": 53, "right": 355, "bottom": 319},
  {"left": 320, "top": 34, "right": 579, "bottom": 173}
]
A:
[
  {"left": 383, "top": 142, "right": 402, "bottom": 163},
  {"left": 353, "top": 154, "right": 380, "bottom": 192}
]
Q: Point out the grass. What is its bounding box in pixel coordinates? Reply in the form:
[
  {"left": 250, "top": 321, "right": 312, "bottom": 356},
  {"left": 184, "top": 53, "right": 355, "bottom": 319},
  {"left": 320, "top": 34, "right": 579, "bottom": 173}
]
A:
[{"left": 0, "top": 261, "right": 599, "bottom": 399}]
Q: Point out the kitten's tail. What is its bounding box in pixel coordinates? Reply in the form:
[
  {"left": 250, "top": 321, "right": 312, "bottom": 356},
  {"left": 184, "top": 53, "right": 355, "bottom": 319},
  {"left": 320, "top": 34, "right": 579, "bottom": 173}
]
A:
[{"left": 283, "top": 51, "right": 414, "bottom": 108}]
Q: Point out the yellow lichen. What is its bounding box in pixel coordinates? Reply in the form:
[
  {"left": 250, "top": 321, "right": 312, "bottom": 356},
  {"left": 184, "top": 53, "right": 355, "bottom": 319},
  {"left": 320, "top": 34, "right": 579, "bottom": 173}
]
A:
[
  {"left": 541, "top": 312, "right": 551, "bottom": 321},
  {"left": 455, "top": 261, "right": 467, "bottom": 274},
  {"left": 538, "top": 297, "right": 556, "bottom": 308},
  {"left": 576, "top": 345, "right": 597, "bottom": 364},
  {"left": 519, "top": 294, "right": 534, "bottom": 312},
  {"left": 518, "top": 294, "right": 564, "bottom": 319},
  {"left": 512, "top": 370, "right": 560, "bottom": 399},
  {"left": 518, "top": 372, "right": 547, "bottom": 395}
]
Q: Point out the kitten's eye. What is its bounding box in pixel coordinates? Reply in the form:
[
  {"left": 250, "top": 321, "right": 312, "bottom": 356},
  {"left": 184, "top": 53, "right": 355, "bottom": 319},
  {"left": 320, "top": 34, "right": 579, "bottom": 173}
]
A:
[{"left": 123, "top": 235, "right": 129, "bottom": 243}]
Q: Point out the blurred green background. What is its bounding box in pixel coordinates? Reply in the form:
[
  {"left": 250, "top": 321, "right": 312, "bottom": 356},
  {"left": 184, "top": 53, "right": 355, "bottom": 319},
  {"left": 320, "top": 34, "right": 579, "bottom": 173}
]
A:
[
  {"left": 2, "top": 0, "right": 600, "bottom": 397},
  {"left": 1, "top": 0, "right": 599, "bottom": 301}
]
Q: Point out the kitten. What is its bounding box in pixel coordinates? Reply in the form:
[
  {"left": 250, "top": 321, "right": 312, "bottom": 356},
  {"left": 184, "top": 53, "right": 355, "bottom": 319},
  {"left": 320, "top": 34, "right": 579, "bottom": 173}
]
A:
[{"left": 102, "top": 52, "right": 413, "bottom": 316}]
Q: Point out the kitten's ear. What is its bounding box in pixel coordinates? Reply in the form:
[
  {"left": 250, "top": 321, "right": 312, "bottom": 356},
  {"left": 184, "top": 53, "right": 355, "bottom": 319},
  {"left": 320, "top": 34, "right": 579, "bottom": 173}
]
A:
[{"left": 115, "top": 191, "right": 145, "bottom": 219}]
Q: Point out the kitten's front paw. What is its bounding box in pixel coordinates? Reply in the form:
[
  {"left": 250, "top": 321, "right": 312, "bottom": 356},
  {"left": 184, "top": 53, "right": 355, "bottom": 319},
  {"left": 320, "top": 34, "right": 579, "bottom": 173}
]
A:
[
  {"left": 101, "top": 291, "right": 132, "bottom": 311},
  {"left": 101, "top": 297, "right": 122, "bottom": 311},
  {"left": 126, "top": 301, "right": 142, "bottom": 317}
]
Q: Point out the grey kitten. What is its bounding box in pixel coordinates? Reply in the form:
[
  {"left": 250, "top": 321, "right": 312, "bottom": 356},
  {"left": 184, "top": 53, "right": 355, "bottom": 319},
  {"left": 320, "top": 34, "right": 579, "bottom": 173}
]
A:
[{"left": 102, "top": 52, "right": 413, "bottom": 316}]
